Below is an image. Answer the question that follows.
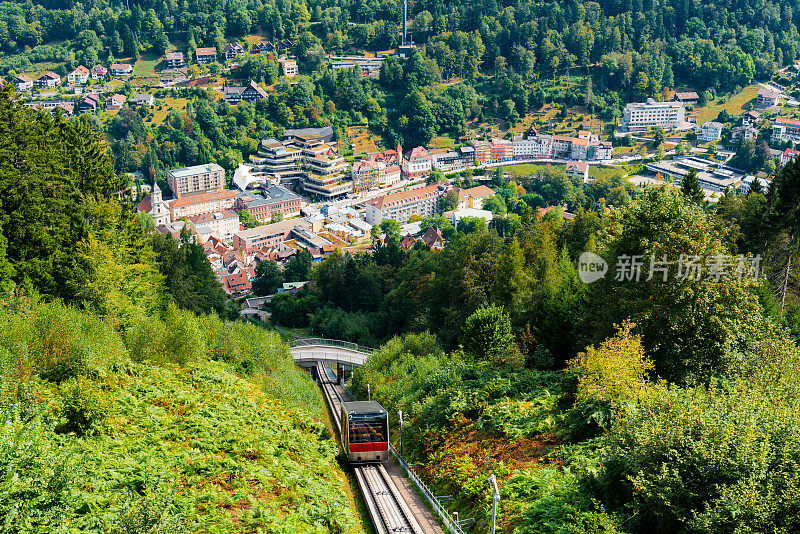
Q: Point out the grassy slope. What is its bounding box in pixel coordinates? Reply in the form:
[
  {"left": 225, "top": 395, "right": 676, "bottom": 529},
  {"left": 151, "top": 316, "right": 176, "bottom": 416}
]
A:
[{"left": 0, "top": 301, "right": 366, "bottom": 533}]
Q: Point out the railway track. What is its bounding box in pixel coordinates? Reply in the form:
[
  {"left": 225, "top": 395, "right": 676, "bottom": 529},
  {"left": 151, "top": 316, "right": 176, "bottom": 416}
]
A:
[{"left": 316, "top": 362, "right": 425, "bottom": 534}]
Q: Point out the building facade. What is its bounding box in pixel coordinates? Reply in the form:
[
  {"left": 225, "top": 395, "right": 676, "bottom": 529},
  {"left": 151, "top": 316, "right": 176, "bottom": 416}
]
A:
[
  {"left": 773, "top": 117, "right": 800, "bottom": 143},
  {"left": 67, "top": 66, "right": 89, "bottom": 85},
  {"left": 621, "top": 99, "right": 686, "bottom": 131},
  {"left": 401, "top": 146, "right": 432, "bottom": 180},
  {"left": 167, "top": 163, "right": 226, "bottom": 199},
  {"left": 233, "top": 219, "right": 312, "bottom": 252},
  {"left": 169, "top": 189, "right": 238, "bottom": 221},
  {"left": 365, "top": 182, "right": 446, "bottom": 224},
  {"left": 235, "top": 185, "right": 301, "bottom": 221},
  {"left": 189, "top": 210, "right": 240, "bottom": 241}
]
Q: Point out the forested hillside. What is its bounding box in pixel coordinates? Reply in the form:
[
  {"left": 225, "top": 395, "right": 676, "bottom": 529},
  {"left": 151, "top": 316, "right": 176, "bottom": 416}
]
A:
[
  {"left": 0, "top": 86, "right": 365, "bottom": 533},
  {"left": 2, "top": 0, "right": 796, "bottom": 176}
]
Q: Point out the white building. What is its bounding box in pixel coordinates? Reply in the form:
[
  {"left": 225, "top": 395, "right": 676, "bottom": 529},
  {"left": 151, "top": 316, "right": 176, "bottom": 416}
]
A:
[
  {"left": 566, "top": 161, "right": 589, "bottom": 181},
  {"left": 621, "top": 98, "right": 686, "bottom": 131},
  {"left": 136, "top": 182, "right": 171, "bottom": 227},
  {"left": 189, "top": 210, "right": 240, "bottom": 242},
  {"left": 365, "top": 182, "right": 445, "bottom": 224},
  {"left": 698, "top": 121, "right": 723, "bottom": 142},
  {"left": 67, "top": 65, "right": 90, "bottom": 85},
  {"left": 279, "top": 58, "right": 298, "bottom": 77},
  {"left": 401, "top": 146, "right": 432, "bottom": 180}
]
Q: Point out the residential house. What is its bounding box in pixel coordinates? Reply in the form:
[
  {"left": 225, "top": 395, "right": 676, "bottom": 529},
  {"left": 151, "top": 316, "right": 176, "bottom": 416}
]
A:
[
  {"left": 401, "top": 146, "right": 432, "bottom": 180},
  {"left": 78, "top": 92, "right": 100, "bottom": 113},
  {"left": 223, "top": 80, "right": 268, "bottom": 103},
  {"left": 421, "top": 226, "right": 444, "bottom": 249},
  {"left": 235, "top": 185, "right": 301, "bottom": 221},
  {"left": 365, "top": 182, "right": 447, "bottom": 224},
  {"left": 35, "top": 72, "right": 61, "bottom": 88},
  {"left": 698, "top": 121, "right": 723, "bottom": 142},
  {"left": 400, "top": 234, "right": 417, "bottom": 250},
  {"left": 566, "top": 161, "right": 590, "bottom": 181},
  {"left": 131, "top": 93, "right": 155, "bottom": 106},
  {"left": 457, "top": 185, "right": 495, "bottom": 210},
  {"left": 742, "top": 110, "right": 761, "bottom": 127},
  {"left": 170, "top": 189, "right": 238, "bottom": 221},
  {"left": 780, "top": 148, "right": 800, "bottom": 166},
  {"left": 91, "top": 65, "right": 107, "bottom": 80},
  {"left": 673, "top": 91, "right": 700, "bottom": 105},
  {"left": 621, "top": 98, "right": 686, "bottom": 131},
  {"left": 221, "top": 270, "right": 253, "bottom": 295},
  {"left": 109, "top": 63, "right": 133, "bottom": 76},
  {"left": 106, "top": 94, "right": 126, "bottom": 110},
  {"left": 279, "top": 58, "right": 298, "bottom": 77},
  {"left": 167, "top": 163, "right": 225, "bottom": 199},
  {"left": 223, "top": 43, "right": 245, "bottom": 61},
  {"left": 165, "top": 52, "right": 186, "bottom": 69},
  {"left": 195, "top": 47, "right": 218, "bottom": 64},
  {"left": 67, "top": 65, "right": 89, "bottom": 85},
  {"left": 757, "top": 87, "right": 780, "bottom": 108},
  {"left": 12, "top": 74, "right": 32, "bottom": 92},
  {"left": 732, "top": 125, "right": 759, "bottom": 143}
]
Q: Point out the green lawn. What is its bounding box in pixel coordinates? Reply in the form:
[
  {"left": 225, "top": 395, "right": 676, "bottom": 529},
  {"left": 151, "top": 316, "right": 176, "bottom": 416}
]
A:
[{"left": 695, "top": 84, "right": 760, "bottom": 124}]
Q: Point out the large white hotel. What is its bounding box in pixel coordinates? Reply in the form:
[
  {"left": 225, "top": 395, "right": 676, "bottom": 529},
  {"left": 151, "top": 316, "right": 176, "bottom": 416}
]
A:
[{"left": 621, "top": 98, "right": 686, "bottom": 132}]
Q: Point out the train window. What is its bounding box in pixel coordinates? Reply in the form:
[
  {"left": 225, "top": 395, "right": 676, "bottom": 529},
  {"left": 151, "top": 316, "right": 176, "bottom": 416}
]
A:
[{"left": 348, "top": 414, "right": 388, "bottom": 443}]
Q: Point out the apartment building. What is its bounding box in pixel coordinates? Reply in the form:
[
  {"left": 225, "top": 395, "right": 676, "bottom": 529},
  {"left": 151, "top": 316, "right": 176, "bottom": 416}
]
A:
[
  {"left": 352, "top": 148, "right": 402, "bottom": 192},
  {"left": 401, "top": 146, "right": 432, "bottom": 180},
  {"left": 698, "top": 121, "right": 723, "bottom": 142},
  {"left": 67, "top": 65, "right": 89, "bottom": 85},
  {"left": 249, "top": 133, "right": 349, "bottom": 199},
  {"left": 35, "top": 72, "right": 61, "bottom": 88},
  {"left": 195, "top": 47, "right": 218, "bottom": 64},
  {"left": 772, "top": 117, "right": 800, "bottom": 143},
  {"left": 621, "top": 98, "right": 686, "bottom": 131},
  {"left": 365, "top": 182, "right": 447, "bottom": 224},
  {"left": 223, "top": 43, "right": 245, "bottom": 61},
  {"left": 189, "top": 210, "right": 240, "bottom": 242},
  {"left": 12, "top": 74, "right": 32, "bottom": 92},
  {"left": 224, "top": 80, "right": 268, "bottom": 103},
  {"left": 165, "top": 52, "right": 186, "bottom": 69},
  {"left": 457, "top": 185, "right": 495, "bottom": 210},
  {"left": 431, "top": 150, "right": 465, "bottom": 173},
  {"left": 233, "top": 218, "right": 313, "bottom": 252},
  {"left": 235, "top": 185, "right": 301, "bottom": 221},
  {"left": 169, "top": 189, "right": 238, "bottom": 221},
  {"left": 279, "top": 58, "right": 298, "bottom": 77},
  {"left": 166, "top": 163, "right": 225, "bottom": 199},
  {"left": 470, "top": 138, "right": 513, "bottom": 165}
]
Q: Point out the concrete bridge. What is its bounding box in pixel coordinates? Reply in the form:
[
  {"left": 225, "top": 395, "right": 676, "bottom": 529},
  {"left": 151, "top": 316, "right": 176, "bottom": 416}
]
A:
[{"left": 288, "top": 337, "right": 374, "bottom": 381}]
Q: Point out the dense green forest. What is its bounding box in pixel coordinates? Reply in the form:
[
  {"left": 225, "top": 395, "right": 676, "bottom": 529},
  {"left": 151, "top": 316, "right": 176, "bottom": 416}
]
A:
[
  {"left": 2, "top": 0, "right": 796, "bottom": 176},
  {"left": 0, "top": 86, "right": 366, "bottom": 533},
  {"left": 261, "top": 152, "right": 800, "bottom": 530}
]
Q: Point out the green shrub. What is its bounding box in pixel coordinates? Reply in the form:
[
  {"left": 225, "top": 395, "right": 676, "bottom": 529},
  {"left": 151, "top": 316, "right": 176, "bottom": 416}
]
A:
[{"left": 57, "top": 376, "right": 110, "bottom": 435}]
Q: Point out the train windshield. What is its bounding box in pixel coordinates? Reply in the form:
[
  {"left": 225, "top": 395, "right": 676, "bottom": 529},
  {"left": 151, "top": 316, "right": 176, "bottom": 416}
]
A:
[{"left": 348, "top": 413, "right": 388, "bottom": 443}]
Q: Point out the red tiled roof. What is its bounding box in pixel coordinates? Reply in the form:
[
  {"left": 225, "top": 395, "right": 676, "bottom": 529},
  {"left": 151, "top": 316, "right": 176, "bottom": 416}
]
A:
[
  {"left": 196, "top": 47, "right": 217, "bottom": 56},
  {"left": 136, "top": 194, "right": 152, "bottom": 214},
  {"left": 458, "top": 185, "right": 494, "bottom": 199},
  {"left": 371, "top": 182, "right": 443, "bottom": 210},
  {"left": 72, "top": 65, "right": 89, "bottom": 75},
  {"left": 171, "top": 189, "right": 238, "bottom": 208},
  {"left": 776, "top": 117, "right": 800, "bottom": 127},
  {"left": 404, "top": 146, "right": 429, "bottom": 160}
]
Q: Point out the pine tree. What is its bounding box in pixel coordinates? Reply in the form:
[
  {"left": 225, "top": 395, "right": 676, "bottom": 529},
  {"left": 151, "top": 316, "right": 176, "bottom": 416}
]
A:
[{"left": 681, "top": 168, "right": 705, "bottom": 204}]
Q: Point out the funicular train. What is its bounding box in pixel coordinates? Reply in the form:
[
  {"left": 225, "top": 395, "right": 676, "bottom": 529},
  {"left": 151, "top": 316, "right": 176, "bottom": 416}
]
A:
[{"left": 340, "top": 401, "right": 390, "bottom": 463}]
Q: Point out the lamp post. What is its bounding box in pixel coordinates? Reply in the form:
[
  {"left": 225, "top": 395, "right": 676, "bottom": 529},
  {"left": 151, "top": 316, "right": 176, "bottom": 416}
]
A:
[
  {"left": 488, "top": 474, "right": 500, "bottom": 534},
  {"left": 367, "top": 383, "right": 371, "bottom": 401}
]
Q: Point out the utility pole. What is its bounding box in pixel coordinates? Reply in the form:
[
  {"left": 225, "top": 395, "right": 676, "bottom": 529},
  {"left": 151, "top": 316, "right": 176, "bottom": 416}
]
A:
[
  {"left": 488, "top": 474, "right": 500, "bottom": 534},
  {"left": 367, "top": 383, "right": 371, "bottom": 401},
  {"left": 398, "top": 410, "right": 403, "bottom": 457}
]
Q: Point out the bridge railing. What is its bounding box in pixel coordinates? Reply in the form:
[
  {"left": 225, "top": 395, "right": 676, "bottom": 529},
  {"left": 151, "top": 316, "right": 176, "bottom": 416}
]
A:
[{"left": 290, "top": 336, "right": 375, "bottom": 355}]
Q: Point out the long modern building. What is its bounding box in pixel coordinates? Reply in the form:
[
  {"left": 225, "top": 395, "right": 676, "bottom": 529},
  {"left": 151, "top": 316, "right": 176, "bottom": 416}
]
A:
[
  {"left": 645, "top": 156, "right": 746, "bottom": 192},
  {"left": 233, "top": 218, "right": 313, "bottom": 252},
  {"left": 169, "top": 189, "right": 238, "bottom": 221},
  {"left": 621, "top": 98, "right": 686, "bottom": 131},
  {"left": 365, "top": 182, "right": 447, "bottom": 224},
  {"left": 167, "top": 163, "right": 225, "bottom": 199},
  {"left": 772, "top": 117, "right": 800, "bottom": 143}
]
